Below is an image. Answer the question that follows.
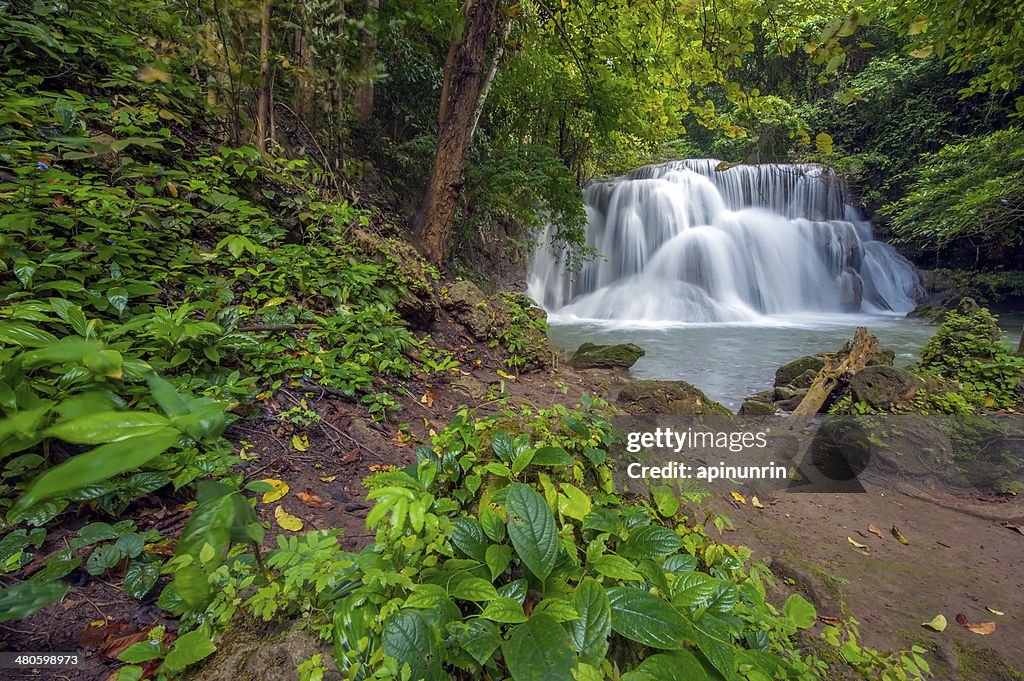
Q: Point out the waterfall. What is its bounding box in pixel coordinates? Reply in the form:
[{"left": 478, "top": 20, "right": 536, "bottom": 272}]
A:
[{"left": 527, "top": 159, "right": 922, "bottom": 323}]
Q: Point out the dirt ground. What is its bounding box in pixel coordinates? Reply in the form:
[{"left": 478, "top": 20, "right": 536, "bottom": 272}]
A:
[
  {"left": 706, "top": 488, "right": 1024, "bottom": 680},
  {"left": 4, "top": 319, "right": 1022, "bottom": 680}
]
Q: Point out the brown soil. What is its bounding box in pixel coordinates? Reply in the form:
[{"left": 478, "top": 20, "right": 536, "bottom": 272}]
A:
[
  {"left": 5, "top": 307, "right": 1022, "bottom": 681},
  {"left": 706, "top": 488, "right": 1024, "bottom": 680}
]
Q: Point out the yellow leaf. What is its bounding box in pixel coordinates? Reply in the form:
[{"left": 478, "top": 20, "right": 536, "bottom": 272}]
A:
[
  {"left": 730, "top": 491, "right": 747, "bottom": 504},
  {"left": 239, "top": 451, "right": 259, "bottom": 461},
  {"left": 319, "top": 475, "right": 337, "bottom": 483},
  {"left": 983, "top": 395, "right": 995, "bottom": 408},
  {"left": 907, "top": 19, "right": 929, "bottom": 35},
  {"left": 158, "top": 108, "right": 176, "bottom": 121},
  {"left": 137, "top": 65, "right": 172, "bottom": 83},
  {"left": 848, "top": 536, "right": 869, "bottom": 550},
  {"left": 89, "top": 619, "right": 106, "bottom": 628},
  {"left": 922, "top": 614, "right": 947, "bottom": 631},
  {"left": 965, "top": 621, "right": 996, "bottom": 635},
  {"left": 166, "top": 180, "right": 178, "bottom": 198},
  {"left": 986, "top": 607, "right": 1005, "bottom": 616},
  {"left": 497, "top": 369, "right": 517, "bottom": 381},
  {"left": 751, "top": 496, "right": 764, "bottom": 509},
  {"left": 909, "top": 45, "right": 934, "bottom": 59},
  {"left": 867, "top": 523, "right": 884, "bottom": 539},
  {"left": 891, "top": 525, "right": 910, "bottom": 545},
  {"left": 275, "top": 505, "right": 303, "bottom": 532},
  {"left": 261, "top": 478, "right": 289, "bottom": 503},
  {"left": 291, "top": 434, "right": 310, "bottom": 452},
  {"left": 815, "top": 132, "right": 834, "bottom": 154}
]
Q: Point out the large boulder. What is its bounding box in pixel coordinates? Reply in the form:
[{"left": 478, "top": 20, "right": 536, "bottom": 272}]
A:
[
  {"left": 443, "top": 280, "right": 493, "bottom": 339},
  {"left": 739, "top": 399, "right": 776, "bottom": 416},
  {"left": 568, "top": 342, "right": 645, "bottom": 369},
  {"left": 850, "top": 365, "right": 921, "bottom": 410},
  {"left": 774, "top": 355, "right": 826, "bottom": 387},
  {"left": 188, "top": 622, "right": 340, "bottom": 681},
  {"left": 616, "top": 380, "right": 731, "bottom": 416}
]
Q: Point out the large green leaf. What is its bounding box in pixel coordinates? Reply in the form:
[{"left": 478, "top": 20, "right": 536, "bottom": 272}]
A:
[
  {"left": 782, "top": 593, "right": 817, "bottom": 628},
  {"left": 16, "top": 429, "right": 179, "bottom": 509},
  {"left": 567, "top": 578, "right": 611, "bottom": 664},
  {"left": 617, "top": 525, "right": 682, "bottom": 560},
  {"left": 451, "top": 619, "right": 502, "bottom": 666},
  {"left": 163, "top": 625, "right": 217, "bottom": 671},
  {"left": 45, "top": 410, "right": 171, "bottom": 444},
  {"left": 672, "top": 571, "right": 720, "bottom": 608},
  {"left": 382, "top": 610, "right": 443, "bottom": 680},
  {"left": 607, "top": 587, "right": 693, "bottom": 650},
  {"left": 0, "top": 581, "right": 68, "bottom": 621},
  {"left": 450, "top": 516, "right": 488, "bottom": 562},
  {"left": 502, "top": 613, "right": 577, "bottom": 681},
  {"left": 621, "top": 650, "right": 710, "bottom": 681},
  {"left": 505, "top": 483, "right": 558, "bottom": 580}
]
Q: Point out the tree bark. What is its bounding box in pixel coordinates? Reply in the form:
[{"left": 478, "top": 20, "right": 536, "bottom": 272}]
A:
[
  {"left": 469, "top": 11, "right": 511, "bottom": 141},
  {"left": 787, "top": 327, "right": 879, "bottom": 431},
  {"left": 415, "top": 0, "right": 502, "bottom": 264},
  {"left": 1017, "top": 323, "right": 1024, "bottom": 356},
  {"left": 354, "top": 0, "right": 379, "bottom": 123},
  {"left": 255, "top": 0, "right": 274, "bottom": 152}
]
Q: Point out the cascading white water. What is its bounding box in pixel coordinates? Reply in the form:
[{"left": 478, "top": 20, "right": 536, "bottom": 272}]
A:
[{"left": 528, "top": 159, "right": 922, "bottom": 323}]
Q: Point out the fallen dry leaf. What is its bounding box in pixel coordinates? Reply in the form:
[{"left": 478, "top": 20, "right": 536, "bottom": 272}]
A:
[
  {"left": 891, "top": 525, "right": 910, "bottom": 545},
  {"left": 751, "top": 496, "right": 764, "bottom": 509},
  {"left": 867, "top": 523, "right": 884, "bottom": 539},
  {"left": 297, "top": 489, "right": 332, "bottom": 509},
  {"left": 1003, "top": 523, "right": 1024, "bottom": 536},
  {"left": 848, "top": 536, "right": 869, "bottom": 550},
  {"left": 817, "top": 615, "right": 842, "bottom": 627},
  {"left": 261, "top": 478, "right": 289, "bottom": 503},
  {"left": 319, "top": 475, "right": 337, "bottom": 483},
  {"left": 955, "top": 613, "right": 969, "bottom": 626},
  {"left": 100, "top": 628, "right": 152, "bottom": 659},
  {"left": 965, "top": 621, "right": 997, "bottom": 635},
  {"left": 730, "top": 491, "right": 747, "bottom": 505},
  {"left": 341, "top": 449, "right": 360, "bottom": 464},
  {"left": 275, "top": 505, "right": 303, "bottom": 532},
  {"left": 986, "top": 607, "right": 1005, "bottom": 616},
  {"left": 420, "top": 390, "right": 435, "bottom": 408},
  {"left": 369, "top": 464, "right": 395, "bottom": 473},
  {"left": 922, "top": 614, "right": 947, "bottom": 632}
]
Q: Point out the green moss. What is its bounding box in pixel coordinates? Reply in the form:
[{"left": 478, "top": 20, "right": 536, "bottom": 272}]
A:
[{"left": 955, "top": 639, "right": 1024, "bottom": 680}]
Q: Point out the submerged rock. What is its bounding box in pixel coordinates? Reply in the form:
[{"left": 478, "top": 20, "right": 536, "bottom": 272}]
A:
[
  {"left": 568, "top": 342, "right": 645, "bottom": 369},
  {"left": 850, "top": 365, "right": 921, "bottom": 410},
  {"left": 616, "top": 380, "right": 731, "bottom": 416}
]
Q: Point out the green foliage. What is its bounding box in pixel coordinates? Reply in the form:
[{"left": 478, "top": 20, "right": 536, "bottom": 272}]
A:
[
  {"left": 918, "top": 304, "right": 1023, "bottom": 409},
  {"left": 884, "top": 128, "right": 1024, "bottom": 262}
]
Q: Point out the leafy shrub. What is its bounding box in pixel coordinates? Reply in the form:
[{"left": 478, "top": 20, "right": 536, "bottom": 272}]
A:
[{"left": 918, "top": 302, "right": 1023, "bottom": 409}]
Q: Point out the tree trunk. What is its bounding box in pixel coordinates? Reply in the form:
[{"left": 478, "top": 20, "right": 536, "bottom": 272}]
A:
[
  {"left": 293, "top": 6, "right": 312, "bottom": 120},
  {"left": 469, "top": 12, "right": 511, "bottom": 141},
  {"left": 1017, "top": 323, "right": 1024, "bottom": 356},
  {"left": 415, "top": 0, "right": 502, "bottom": 264},
  {"left": 354, "top": 0, "right": 379, "bottom": 123},
  {"left": 255, "top": 0, "right": 274, "bottom": 152},
  {"left": 787, "top": 327, "right": 879, "bottom": 431}
]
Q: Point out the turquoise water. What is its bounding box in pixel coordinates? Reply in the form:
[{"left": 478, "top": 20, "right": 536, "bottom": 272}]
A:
[{"left": 547, "top": 313, "right": 1023, "bottom": 410}]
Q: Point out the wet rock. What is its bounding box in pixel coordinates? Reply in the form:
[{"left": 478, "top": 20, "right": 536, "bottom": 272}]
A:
[
  {"left": 907, "top": 303, "right": 948, "bottom": 323},
  {"left": 774, "top": 386, "right": 807, "bottom": 402},
  {"left": 838, "top": 267, "right": 863, "bottom": 312},
  {"left": 868, "top": 347, "right": 896, "bottom": 367},
  {"left": 568, "top": 342, "right": 645, "bottom": 369},
  {"left": 616, "top": 380, "right": 731, "bottom": 416},
  {"left": 775, "top": 396, "right": 805, "bottom": 412},
  {"left": 850, "top": 365, "right": 921, "bottom": 410},
  {"left": 790, "top": 368, "right": 819, "bottom": 390},
  {"left": 775, "top": 355, "right": 826, "bottom": 387},
  {"left": 739, "top": 400, "right": 776, "bottom": 416}
]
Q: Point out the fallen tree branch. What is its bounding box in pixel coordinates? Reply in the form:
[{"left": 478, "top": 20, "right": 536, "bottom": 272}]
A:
[{"left": 787, "top": 326, "right": 879, "bottom": 431}]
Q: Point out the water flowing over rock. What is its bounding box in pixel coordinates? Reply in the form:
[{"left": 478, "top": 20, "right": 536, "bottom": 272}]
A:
[{"left": 528, "top": 159, "right": 922, "bottom": 322}]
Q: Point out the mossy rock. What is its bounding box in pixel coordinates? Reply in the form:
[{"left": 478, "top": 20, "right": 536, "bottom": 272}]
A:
[
  {"left": 775, "top": 355, "right": 826, "bottom": 387},
  {"left": 187, "top": 621, "right": 340, "bottom": 681},
  {"left": 850, "top": 365, "right": 921, "bottom": 410},
  {"left": 616, "top": 380, "right": 731, "bottom": 416},
  {"left": 443, "top": 280, "right": 493, "bottom": 339},
  {"left": 739, "top": 400, "right": 776, "bottom": 416},
  {"left": 568, "top": 342, "right": 645, "bottom": 369}
]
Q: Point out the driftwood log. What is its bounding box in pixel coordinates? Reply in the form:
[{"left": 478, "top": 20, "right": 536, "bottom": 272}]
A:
[{"left": 787, "top": 326, "right": 879, "bottom": 431}]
